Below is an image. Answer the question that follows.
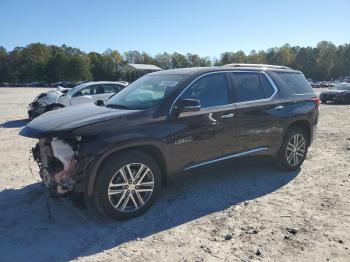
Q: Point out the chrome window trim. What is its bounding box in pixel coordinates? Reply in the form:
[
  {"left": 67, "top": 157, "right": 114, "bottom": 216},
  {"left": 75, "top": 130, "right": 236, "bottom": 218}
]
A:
[
  {"left": 178, "top": 103, "right": 236, "bottom": 118},
  {"left": 295, "top": 93, "right": 317, "bottom": 96},
  {"left": 169, "top": 70, "right": 279, "bottom": 115},
  {"left": 184, "top": 147, "right": 269, "bottom": 170}
]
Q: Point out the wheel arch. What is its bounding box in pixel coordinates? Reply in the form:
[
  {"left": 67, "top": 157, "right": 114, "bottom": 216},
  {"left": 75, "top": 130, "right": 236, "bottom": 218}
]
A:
[
  {"left": 85, "top": 143, "right": 169, "bottom": 197},
  {"left": 285, "top": 120, "right": 312, "bottom": 146}
]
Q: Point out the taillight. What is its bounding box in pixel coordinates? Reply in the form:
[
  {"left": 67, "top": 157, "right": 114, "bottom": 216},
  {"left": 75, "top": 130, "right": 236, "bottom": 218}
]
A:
[{"left": 311, "top": 97, "right": 320, "bottom": 106}]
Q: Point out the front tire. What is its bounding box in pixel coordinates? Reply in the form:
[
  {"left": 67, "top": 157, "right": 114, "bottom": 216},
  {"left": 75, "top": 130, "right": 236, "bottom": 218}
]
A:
[
  {"left": 276, "top": 127, "right": 308, "bottom": 170},
  {"left": 93, "top": 150, "right": 162, "bottom": 220}
]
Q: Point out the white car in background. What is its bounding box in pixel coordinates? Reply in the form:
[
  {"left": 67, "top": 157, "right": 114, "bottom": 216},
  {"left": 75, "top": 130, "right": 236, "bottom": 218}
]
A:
[
  {"left": 58, "top": 81, "right": 128, "bottom": 106},
  {"left": 28, "top": 81, "right": 128, "bottom": 118}
]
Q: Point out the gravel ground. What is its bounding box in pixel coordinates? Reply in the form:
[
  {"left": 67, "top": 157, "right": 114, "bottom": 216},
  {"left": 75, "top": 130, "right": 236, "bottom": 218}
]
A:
[{"left": 0, "top": 87, "right": 349, "bottom": 262}]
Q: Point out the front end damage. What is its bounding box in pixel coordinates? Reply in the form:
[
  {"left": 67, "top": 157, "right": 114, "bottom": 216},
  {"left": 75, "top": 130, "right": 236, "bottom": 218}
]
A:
[{"left": 32, "top": 137, "right": 81, "bottom": 195}]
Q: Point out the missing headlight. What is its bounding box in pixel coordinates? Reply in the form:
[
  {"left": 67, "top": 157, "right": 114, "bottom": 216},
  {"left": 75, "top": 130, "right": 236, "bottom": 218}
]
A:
[{"left": 50, "top": 138, "right": 76, "bottom": 194}]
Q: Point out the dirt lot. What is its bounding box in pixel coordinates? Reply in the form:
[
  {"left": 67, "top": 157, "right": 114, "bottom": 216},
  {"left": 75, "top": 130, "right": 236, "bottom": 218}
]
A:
[{"left": 0, "top": 87, "right": 349, "bottom": 262}]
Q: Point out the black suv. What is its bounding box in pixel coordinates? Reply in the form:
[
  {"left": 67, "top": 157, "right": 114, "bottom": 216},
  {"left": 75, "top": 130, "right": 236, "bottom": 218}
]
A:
[{"left": 20, "top": 65, "right": 319, "bottom": 220}]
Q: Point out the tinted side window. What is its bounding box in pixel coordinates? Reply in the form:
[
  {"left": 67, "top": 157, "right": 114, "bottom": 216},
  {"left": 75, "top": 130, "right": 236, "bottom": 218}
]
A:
[
  {"left": 74, "top": 85, "right": 96, "bottom": 96},
  {"left": 94, "top": 85, "right": 105, "bottom": 94},
  {"left": 103, "top": 84, "right": 122, "bottom": 93},
  {"left": 180, "top": 73, "right": 229, "bottom": 108},
  {"left": 260, "top": 73, "right": 275, "bottom": 97},
  {"left": 232, "top": 72, "right": 265, "bottom": 102},
  {"left": 116, "top": 85, "right": 124, "bottom": 92},
  {"left": 275, "top": 72, "right": 313, "bottom": 94}
]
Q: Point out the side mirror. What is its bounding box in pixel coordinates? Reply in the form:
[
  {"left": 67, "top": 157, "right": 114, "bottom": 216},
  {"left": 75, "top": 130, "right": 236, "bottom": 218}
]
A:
[
  {"left": 95, "top": 100, "right": 105, "bottom": 107},
  {"left": 174, "top": 99, "right": 201, "bottom": 115}
]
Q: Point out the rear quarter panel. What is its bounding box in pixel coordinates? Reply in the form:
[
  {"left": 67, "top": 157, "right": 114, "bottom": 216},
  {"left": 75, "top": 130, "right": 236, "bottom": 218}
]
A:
[{"left": 277, "top": 100, "right": 318, "bottom": 148}]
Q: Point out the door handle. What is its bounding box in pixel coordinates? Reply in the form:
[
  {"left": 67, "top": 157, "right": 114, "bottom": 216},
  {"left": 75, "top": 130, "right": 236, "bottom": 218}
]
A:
[
  {"left": 274, "top": 105, "right": 285, "bottom": 110},
  {"left": 220, "top": 113, "right": 235, "bottom": 119}
]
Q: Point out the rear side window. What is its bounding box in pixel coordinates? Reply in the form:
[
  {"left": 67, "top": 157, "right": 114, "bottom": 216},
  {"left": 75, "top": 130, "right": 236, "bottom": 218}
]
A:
[
  {"left": 180, "top": 73, "right": 229, "bottom": 108},
  {"left": 103, "top": 84, "right": 123, "bottom": 93},
  {"left": 275, "top": 72, "right": 313, "bottom": 94},
  {"left": 260, "top": 73, "right": 275, "bottom": 98},
  {"left": 232, "top": 72, "right": 265, "bottom": 102}
]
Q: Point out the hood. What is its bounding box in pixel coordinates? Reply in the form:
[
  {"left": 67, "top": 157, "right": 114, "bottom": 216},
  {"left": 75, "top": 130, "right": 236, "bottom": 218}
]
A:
[
  {"left": 20, "top": 103, "right": 140, "bottom": 138},
  {"left": 35, "top": 90, "right": 63, "bottom": 105}
]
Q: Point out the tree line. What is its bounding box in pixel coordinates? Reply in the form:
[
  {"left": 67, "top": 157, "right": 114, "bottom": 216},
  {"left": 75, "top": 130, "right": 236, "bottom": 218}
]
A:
[{"left": 0, "top": 41, "right": 349, "bottom": 83}]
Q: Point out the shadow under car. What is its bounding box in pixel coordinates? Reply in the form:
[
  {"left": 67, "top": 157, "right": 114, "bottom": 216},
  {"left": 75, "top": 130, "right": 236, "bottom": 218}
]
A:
[{"left": 0, "top": 157, "right": 299, "bottom": 261}]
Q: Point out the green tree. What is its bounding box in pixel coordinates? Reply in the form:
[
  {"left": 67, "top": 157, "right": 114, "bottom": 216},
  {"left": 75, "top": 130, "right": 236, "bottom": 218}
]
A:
[
  {"left": 124, "top": 51, "right": 143, "bottom": 64},
  {"left": 171, "top": 52, "right": 189, "bottom": 68},
  {"left": 315, "top": 41, "right": 337, "bottom": 80},
  {"left": 155, "top": 52, "right": 172, "bottom": 69},
  {"left": 0, "top": 46, "right": 11, "bottom": 82},
  {"left": 270, "top": 44, "right": 295, "bottom": 66},
  {"left": 141, "top": 52, "right": 157, "bottom": 65},
  {"left": 46, "top": 46, "right": 69, "bottom": 82},
  {"left": 0, "top": 41, "right": 350, "bottom": 83},
  {"left": 186, "top": 53, "right": 211, "bottom": 67},
  {"left": 332, "top": 44, "right": 350, "bottom": 79},
  {"left": 218, "top": 51, "right": 246, "bottom": 65},
  {"left": 64, "top": 55, "right": 91, "bottom": 81},
  {"left": 293, "top": 47, "right": 317, "bottom": 79}
]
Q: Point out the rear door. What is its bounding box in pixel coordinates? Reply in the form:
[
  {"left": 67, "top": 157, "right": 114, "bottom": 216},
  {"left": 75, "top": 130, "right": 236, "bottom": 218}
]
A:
[
  {"left": 91, "top": 84, "right": 106, "bottom": 101},
  {"left": 229, "top": 71, "right": 283, "bottom": 153},
  {"left": 170, "top": 72, "right": 239, "bottom": 170}
]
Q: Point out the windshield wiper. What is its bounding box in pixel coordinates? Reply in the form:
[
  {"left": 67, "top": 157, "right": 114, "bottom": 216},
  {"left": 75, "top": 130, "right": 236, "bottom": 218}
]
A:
[{"left": 105, "top": 104, "right": 130, "bottom": 110}]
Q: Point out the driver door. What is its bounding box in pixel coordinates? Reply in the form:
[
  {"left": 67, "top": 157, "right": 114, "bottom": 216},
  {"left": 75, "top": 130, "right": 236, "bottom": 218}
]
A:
[{"left": 169, "top": 73, "right": 238, "bottom": 171}]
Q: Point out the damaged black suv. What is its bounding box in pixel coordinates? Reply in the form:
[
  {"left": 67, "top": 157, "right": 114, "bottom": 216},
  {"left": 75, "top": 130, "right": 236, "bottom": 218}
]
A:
[{"left": 20, "top": 65, "right": 319, "bottom": 220}]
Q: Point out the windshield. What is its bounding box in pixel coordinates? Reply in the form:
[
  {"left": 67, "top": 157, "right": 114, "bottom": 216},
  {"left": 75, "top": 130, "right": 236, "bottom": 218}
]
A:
[
  {"left": 106, "top": 74, "right": 185, "bottom": 110},
  {"left": 330, "top": 83, "right": 350, "bottom": 91}
]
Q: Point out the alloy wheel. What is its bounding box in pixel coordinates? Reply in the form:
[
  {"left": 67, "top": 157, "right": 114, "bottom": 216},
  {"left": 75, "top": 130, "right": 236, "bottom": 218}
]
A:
[
  {"left": 108, "top": 163, "right": 154, "bottom": 212},
  {"left": 285, "top": 134, "right": 306, "bottom": 166}
]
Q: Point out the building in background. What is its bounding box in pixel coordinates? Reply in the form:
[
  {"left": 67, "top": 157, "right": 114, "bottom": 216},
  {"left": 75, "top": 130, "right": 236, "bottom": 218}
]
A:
[{"left": 120, "top": 64, "right": 163, "bottom": 82}]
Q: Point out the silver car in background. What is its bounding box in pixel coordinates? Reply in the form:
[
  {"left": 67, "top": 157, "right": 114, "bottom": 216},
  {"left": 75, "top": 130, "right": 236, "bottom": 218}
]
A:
[
  {"left": 57, "top": 81, "right": 128, "bottom": 106},
  {"left": 28, "top": 81, "right": 128, "bottom": 118}
]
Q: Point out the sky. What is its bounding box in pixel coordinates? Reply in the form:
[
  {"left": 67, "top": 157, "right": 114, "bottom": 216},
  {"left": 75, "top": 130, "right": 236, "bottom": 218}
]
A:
[{"left": 1, "top": 0, "right": 349, "bottom": 57}]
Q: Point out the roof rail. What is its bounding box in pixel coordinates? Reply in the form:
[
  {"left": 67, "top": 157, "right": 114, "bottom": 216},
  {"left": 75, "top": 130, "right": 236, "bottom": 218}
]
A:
[{"left": 223, "top": 63, "right": 291, "bottom": 70}]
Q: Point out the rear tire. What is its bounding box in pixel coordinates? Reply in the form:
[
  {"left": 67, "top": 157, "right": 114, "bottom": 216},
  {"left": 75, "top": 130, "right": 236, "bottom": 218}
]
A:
[
  {"left": 93, "top": 150, "right": 162, "bottom": 220},
  {"left": 321, "top": 99, "right": 327, "bottom": 104},
  {"left": 276, "top": 127, "right": 308, "bottom": 171}
]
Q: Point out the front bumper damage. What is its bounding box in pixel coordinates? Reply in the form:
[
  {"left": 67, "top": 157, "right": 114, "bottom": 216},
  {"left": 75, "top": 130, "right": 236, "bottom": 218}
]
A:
[
  {"left": 28, "top": 102, "right": 43, "bottom": 119},
  {"left": 32, "top": 138, "right": 79, "bottom": 195}
]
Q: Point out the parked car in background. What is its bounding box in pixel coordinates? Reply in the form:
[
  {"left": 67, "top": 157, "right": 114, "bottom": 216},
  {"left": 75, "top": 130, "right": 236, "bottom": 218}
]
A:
[
  {"left": 57, "top": 81, "right": 89, "bottom": 89},
  {"left": 319, "top": 83, "right": 350, "bottom": 104},
  {"left": 57, "top": 81, "right": 128, "bottom": 107},
  {"left": 20, "top": 65, "right": 319, "bottom": 220},
  {"left": 27, "top": 81, "right": 128, "bottom": 118},
  {"left": 28, "top": 88, "right": 70, "bottom": 119},
  {"left": 0, "top": 82, "right": 10, "bottom": 87},
  {"left": 310, "top": 81, "right": 335, "bottom": 88}
]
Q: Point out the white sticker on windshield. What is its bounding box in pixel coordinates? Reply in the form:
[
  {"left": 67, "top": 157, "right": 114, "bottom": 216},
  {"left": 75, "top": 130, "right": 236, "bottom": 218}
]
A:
[{"left": 159, "top": 81, "right": 178, "bottom": 87}]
